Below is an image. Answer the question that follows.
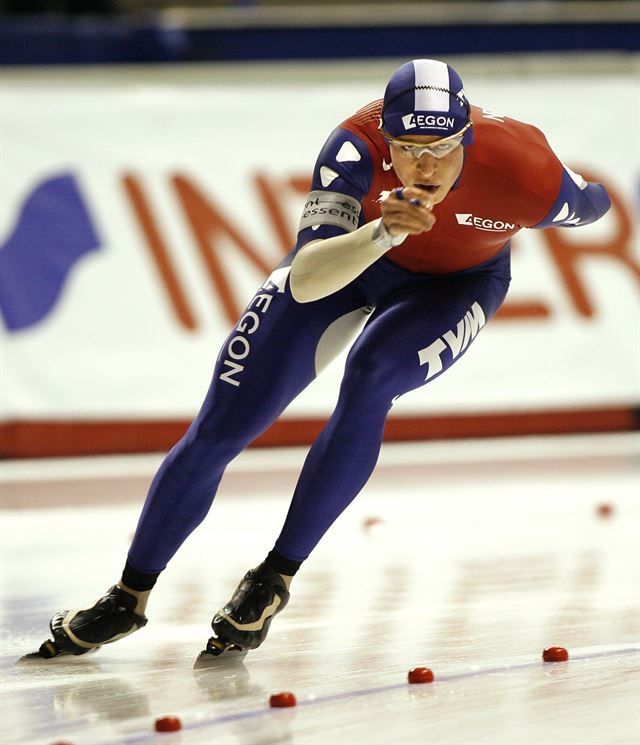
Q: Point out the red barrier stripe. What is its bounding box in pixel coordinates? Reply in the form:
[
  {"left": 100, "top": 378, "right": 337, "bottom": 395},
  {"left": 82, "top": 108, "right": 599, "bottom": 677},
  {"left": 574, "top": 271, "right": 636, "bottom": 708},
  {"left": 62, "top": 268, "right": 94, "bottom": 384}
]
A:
[{"left": 0, "top": 407, "right": 637, "bottom": 458}]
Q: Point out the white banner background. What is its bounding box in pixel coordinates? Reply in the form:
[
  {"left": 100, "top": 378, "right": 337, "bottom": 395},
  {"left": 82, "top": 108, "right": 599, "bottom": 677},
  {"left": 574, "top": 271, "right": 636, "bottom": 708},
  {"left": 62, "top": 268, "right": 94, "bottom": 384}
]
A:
[{"left": 1, "top": 64, "right": 638, "bottom": 421}]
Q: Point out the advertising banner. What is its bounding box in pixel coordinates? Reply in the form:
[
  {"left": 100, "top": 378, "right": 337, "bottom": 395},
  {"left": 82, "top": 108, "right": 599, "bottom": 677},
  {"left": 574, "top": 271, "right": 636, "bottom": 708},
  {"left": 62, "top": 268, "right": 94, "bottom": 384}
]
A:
[{"left": 1, "top": 67, "right": 638, "bottom": 453}]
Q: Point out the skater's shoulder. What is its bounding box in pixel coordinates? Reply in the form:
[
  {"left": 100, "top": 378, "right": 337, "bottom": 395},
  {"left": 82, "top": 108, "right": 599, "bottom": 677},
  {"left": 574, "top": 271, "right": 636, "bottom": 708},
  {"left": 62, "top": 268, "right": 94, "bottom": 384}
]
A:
[{"left": 467, "top": 105, "right": 562, "bottom": 197}]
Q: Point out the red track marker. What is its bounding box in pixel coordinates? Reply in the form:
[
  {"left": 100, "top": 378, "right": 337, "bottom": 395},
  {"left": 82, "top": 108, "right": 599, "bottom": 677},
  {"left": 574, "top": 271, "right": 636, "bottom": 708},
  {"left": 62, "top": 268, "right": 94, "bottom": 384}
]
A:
[
  {"left": 269, "top": 691, "right": 297, "bottom": 707},
  {"left": 155, "top": 716, "right": 182, "bottom": 732},
  {"left": 408, "top": 667, "right": 435, "bottom": 684},
  {"left": 542, "top": 646, "right": 569, "bottom": 662}
]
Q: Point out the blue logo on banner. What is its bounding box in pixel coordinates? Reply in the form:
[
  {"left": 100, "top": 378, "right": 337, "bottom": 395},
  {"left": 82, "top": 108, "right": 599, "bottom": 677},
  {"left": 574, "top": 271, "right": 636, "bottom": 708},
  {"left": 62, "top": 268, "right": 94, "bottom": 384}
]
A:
[{"left": 0, "top": 173, "right": 102, "bottom": 332}]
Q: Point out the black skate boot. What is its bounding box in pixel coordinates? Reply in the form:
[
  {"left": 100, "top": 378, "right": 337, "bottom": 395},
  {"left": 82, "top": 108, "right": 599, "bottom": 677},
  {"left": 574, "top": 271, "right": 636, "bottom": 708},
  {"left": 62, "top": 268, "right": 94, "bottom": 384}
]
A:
[
  {"left": 34, "top": 585, "right": 148, "bottom": 659},
  {"left": 195, "top": 565, "right": 289, "bottom": 667}
]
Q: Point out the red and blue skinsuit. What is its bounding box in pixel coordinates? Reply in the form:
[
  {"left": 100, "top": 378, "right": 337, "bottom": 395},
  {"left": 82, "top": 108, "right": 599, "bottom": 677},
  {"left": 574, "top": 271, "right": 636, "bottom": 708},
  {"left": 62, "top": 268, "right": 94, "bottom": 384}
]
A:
[{"left": 127, "top": 100, "right": 610, "bottom": 572}]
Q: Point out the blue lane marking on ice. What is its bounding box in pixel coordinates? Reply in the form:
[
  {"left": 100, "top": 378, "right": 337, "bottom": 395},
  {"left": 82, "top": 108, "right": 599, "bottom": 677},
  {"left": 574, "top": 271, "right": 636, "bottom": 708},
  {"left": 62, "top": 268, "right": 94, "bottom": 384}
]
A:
[{"left": 105, "top": 645, "right": 640, "bottom": 745}]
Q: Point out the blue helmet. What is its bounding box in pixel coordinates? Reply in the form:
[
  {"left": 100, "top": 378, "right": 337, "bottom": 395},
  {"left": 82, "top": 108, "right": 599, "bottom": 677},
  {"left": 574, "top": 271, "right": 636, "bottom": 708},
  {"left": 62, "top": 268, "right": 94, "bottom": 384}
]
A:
[{"left": 381, "top": 59, "right": 473, "bottom": 144}]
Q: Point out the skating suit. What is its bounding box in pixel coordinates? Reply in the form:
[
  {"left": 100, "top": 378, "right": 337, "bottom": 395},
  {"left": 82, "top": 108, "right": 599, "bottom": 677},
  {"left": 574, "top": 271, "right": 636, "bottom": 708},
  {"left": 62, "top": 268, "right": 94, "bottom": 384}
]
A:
[{"left": 127, "top": 101, "right": 611, "bottom": 572}]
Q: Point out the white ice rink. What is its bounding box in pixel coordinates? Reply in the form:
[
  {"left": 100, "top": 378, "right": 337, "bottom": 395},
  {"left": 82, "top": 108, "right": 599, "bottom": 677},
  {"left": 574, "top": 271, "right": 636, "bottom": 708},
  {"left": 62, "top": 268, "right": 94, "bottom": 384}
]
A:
[{"left": 1, "top": 433, "right": 639, "bottom": 745}]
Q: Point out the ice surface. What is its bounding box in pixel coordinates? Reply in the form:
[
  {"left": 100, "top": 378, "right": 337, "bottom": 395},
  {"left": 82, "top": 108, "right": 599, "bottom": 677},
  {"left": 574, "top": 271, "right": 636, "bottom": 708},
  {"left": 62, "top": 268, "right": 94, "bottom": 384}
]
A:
[{"left": 1, "top": 434, "right": 638, "bottom": 744}]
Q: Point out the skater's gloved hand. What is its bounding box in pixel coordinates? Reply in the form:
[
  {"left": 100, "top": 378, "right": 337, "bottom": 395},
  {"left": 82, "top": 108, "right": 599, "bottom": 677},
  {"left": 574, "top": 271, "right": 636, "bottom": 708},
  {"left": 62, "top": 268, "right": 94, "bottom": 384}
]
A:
[{"left": 380, "top": 187, "right": 435, "bottom": 237}]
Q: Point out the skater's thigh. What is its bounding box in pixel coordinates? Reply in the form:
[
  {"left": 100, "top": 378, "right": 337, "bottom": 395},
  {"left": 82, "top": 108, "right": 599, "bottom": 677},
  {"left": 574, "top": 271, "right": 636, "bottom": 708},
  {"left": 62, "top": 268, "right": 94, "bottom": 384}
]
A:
[
  {"left": 344, "top": 271, "right": 509, "bottom": 395},
  {"left": 197, "top": 265, "right": 368, "bottom": 430}
]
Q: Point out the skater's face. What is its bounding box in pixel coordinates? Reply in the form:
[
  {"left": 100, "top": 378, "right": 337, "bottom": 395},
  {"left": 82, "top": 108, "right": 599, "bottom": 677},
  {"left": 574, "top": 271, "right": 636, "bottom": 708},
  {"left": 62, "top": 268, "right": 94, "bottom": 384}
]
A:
[{"left": 388, "top": 134, "right": 465, "bottom": 205}]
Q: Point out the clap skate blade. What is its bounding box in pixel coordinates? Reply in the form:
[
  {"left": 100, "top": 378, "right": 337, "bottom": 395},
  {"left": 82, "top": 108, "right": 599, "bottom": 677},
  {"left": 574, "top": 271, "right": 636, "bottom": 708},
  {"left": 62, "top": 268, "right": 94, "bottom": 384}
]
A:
[
  {"left": 17, "top": 639, "right": 99, "bottom": 664},
  {"left": 193, "top": 635, "right": 248, "bottom": 669}
]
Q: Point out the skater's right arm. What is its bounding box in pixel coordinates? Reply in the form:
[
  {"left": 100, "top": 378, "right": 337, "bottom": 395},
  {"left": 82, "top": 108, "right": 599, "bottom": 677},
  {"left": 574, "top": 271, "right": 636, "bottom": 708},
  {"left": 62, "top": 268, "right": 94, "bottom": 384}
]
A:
[
  {"left": 290, "top": 190, "right": 432, "bottom": 303},
  {"left": 289, "top": 128, "right": 432, "bottom": 304}
]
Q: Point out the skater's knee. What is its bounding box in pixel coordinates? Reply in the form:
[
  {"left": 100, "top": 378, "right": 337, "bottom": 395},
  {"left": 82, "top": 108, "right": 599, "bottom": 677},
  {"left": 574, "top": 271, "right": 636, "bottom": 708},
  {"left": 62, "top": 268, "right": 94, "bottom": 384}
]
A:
[
  {"left": 342, "top": 343, "right": 402, "bottom": 394},
  {"left": 178, "top": 418, "right": 245, "bottom": 465}
]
